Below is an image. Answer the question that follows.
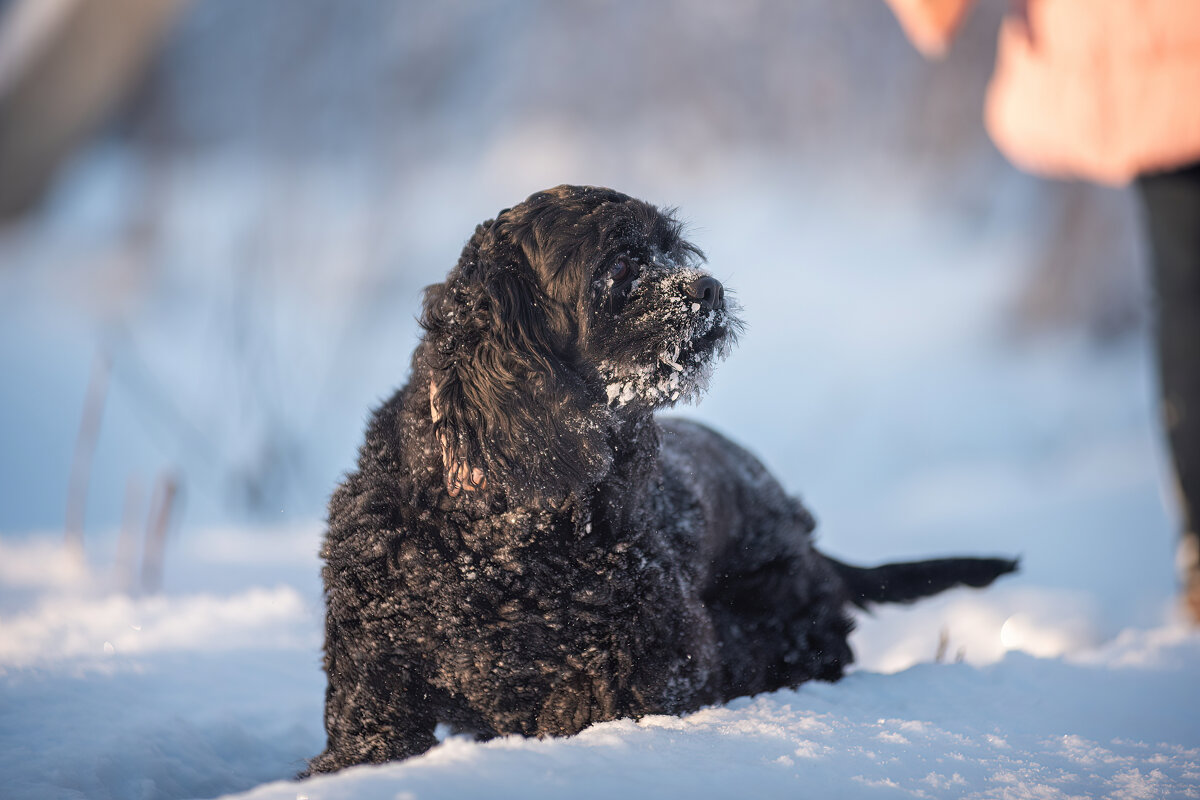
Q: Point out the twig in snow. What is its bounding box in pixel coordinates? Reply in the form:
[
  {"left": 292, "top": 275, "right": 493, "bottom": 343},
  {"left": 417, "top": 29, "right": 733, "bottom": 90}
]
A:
[
  {"left": 65, "top": 351, "right": 110, "bottom": 553},
  {"left": 141, "top": 471, "right": 180, "bottom": 593}
]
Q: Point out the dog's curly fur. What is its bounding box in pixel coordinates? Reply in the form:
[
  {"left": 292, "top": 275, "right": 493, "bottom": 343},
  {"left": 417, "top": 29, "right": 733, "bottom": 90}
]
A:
[{"left": 307, "top": 185, "right": 1016, "bottom": 774}]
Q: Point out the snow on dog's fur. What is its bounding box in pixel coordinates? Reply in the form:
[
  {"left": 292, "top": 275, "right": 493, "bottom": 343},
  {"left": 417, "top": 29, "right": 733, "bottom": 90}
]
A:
[{"left": 307, "top": 185, "right": 1016, "bottom": 774}]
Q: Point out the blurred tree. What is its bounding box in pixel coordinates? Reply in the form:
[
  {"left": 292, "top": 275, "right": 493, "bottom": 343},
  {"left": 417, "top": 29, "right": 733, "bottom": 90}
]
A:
[{"left": 0, "top": 0, "right": 186, "bottom": 219}]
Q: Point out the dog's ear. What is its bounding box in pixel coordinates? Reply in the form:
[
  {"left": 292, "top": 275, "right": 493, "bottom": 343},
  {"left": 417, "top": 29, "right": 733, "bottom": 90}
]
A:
[{"left": 419, "top": 216, "right": 611, "bottom": 502}]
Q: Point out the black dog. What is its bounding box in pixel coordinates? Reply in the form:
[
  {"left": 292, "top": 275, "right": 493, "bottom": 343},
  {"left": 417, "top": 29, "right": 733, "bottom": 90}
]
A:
[{"left": 308, "top": 185, "right": 1016, "bottom": 774}]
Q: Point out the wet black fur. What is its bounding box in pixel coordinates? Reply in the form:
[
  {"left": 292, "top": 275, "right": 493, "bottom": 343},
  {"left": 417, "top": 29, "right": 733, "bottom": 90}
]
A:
[{"left": 308, "top": 185, "right": 1017, "bottom": 774}]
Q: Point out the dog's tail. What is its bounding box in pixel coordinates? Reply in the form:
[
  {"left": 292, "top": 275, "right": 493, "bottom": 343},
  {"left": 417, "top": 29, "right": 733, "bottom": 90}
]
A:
[{"left": 827, "top": 555, "right": 1018, "bottom": 608}]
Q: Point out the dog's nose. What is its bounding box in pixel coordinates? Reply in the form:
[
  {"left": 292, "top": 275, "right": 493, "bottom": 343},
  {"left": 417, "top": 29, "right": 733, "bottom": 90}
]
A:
[{"left": 685, "top": 276, "right": 725, "bottom": 311}]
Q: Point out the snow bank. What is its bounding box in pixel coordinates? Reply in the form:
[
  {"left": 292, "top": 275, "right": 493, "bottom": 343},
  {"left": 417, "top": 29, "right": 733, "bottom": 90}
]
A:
[
  {"left": 0, "top": 584, "right": 309, "bottom": 669},
  {"left": 228, "top": 630, "right": 1200, "bottom": 800},
  {"left": 2, "top": 531, "right": 1198, "bottom": 800}
]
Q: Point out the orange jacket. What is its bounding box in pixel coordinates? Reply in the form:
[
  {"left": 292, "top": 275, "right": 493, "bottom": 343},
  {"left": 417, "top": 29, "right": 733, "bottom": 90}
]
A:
[{"left": 885, "top": 0, "right": 1200, "bottom": 184}]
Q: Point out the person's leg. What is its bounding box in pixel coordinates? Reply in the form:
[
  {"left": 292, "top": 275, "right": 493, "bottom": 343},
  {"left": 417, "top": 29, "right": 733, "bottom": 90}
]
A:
[{"left": 1136, "top": 161, "right": 1200, "bottom": 622}]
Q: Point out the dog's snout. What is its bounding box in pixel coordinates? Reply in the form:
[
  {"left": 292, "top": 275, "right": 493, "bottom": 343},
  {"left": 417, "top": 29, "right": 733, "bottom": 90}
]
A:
[{"left": 685, "top": 276, "right": 725, "bottom": 311}]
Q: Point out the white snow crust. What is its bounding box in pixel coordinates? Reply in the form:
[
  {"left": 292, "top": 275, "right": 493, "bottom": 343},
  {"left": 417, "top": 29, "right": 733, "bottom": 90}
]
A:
[{"left": 1, "top": 521, "right": 1197, "bottom": 800}]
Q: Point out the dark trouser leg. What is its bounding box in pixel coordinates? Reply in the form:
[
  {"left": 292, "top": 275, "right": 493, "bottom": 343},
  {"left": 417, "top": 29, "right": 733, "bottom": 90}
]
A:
[{"left": 1136, "top": 161, "right": 1200, "bottom": 621}]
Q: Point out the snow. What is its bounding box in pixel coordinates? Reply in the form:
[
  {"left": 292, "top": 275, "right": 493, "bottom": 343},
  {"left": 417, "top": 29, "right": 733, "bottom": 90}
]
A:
[
  {"left": 2, "top": 522, "right": 1198, "bottom": 800},
  {"left": 232, "top": 657, "right": 1200, "bottom": 799}
]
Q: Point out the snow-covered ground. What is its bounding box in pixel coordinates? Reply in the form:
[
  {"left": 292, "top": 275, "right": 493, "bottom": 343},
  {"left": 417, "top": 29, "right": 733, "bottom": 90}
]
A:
[{"left": 3, "top": 522, "right": 1199, "bottom": 800}]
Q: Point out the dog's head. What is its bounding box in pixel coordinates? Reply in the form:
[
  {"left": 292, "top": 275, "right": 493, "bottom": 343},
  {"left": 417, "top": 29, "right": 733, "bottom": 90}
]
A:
[{"left": 420, "top": 185, "right": 742, "bottom": 501}]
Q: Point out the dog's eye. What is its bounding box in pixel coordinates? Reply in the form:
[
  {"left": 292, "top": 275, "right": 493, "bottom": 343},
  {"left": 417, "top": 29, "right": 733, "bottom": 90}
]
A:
[{"left": 609, "top": 259, "right": 632, "bottom": 284}]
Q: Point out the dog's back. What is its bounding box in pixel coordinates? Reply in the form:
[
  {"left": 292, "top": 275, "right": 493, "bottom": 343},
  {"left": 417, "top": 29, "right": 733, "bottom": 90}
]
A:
[
  {"left": 657, "top": 417, "right": 856, "bottom": 693},
  {"left": 662, "top": 417, "right": 1017, "bottom": 633}
]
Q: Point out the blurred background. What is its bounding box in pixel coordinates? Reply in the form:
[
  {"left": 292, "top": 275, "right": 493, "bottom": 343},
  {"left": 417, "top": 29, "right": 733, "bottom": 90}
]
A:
[{"left": 0, "top": 0, "right": 1167, "bottom": 626}]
